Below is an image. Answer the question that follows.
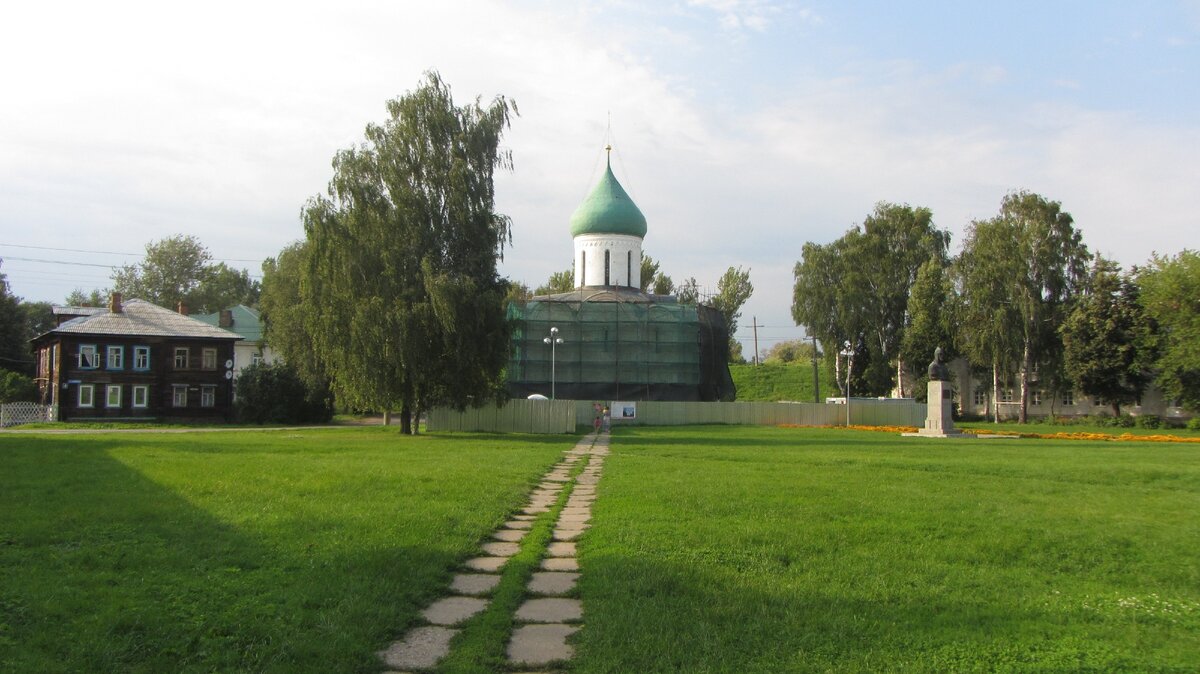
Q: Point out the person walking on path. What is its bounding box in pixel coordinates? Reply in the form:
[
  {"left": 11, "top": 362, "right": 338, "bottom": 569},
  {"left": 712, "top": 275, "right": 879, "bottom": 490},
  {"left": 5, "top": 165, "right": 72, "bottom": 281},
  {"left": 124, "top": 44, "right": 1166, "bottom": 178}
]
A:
[
  {"left": 601, "top": 406, "right": 610, "bottom": 433},
  {"left": 593, "top": 403, "right": 602, "bottom": 433}
]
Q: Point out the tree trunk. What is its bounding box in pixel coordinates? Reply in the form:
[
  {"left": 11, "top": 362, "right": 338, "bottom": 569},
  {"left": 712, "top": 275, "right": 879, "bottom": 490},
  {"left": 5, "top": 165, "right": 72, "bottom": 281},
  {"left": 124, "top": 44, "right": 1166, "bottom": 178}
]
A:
[
  {"left": 834, "top": 351, "right": 844, "bottom": 395},
  {"left": 383, "top": 409, "right": 392, "bottom": 426},
  {"left": 896, "top": 357, "right": 905, "bottom": 398},
  {"left": 1019, "top": 341, "right": 1031, "bottom": 424},
  {"left": 1112, "top": 402, "right": 1121, "bottom": 418},
  {"left": 400, "top": 406, "right": 413, "bottom": 434},
  {"left": 992, "top": 361, "right": 1000, "bottom": 424}
]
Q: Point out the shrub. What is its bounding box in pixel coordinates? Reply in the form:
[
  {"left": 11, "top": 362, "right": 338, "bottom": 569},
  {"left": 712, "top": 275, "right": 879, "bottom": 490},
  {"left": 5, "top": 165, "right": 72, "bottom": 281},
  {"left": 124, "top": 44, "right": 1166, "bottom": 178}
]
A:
[
  {"left": 0, "top": 370, "right": 37, "bottom": 403},
  {"left": 1134, "top": 414, "right": 1164, "bottom": 429},
  {"left": 1187, "top": 417, "right": 1200, "bottom": 432},
  {"left": 235, "top": 362, "right": 333, "bottom": 424}
]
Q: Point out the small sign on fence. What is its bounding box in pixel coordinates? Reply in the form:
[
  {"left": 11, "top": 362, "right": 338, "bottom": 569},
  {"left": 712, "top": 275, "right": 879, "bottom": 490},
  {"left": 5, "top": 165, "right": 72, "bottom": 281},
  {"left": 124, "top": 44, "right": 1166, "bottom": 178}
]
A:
[{"left": 612, "top": 401, "right": 637, "bottom": 420}]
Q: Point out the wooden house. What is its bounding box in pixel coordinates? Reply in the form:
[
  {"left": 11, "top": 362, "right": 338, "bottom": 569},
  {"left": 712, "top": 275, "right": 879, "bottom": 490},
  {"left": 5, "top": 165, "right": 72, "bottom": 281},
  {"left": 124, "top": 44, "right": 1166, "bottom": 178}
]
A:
[{"left": 32, "top": 294, "right": 242, "bottom": 421}]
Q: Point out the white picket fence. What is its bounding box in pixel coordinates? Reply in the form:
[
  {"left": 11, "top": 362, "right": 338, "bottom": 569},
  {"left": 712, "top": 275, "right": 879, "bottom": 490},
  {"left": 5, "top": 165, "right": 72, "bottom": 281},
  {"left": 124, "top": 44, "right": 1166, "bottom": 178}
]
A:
[{"left": 1, "top": 402, "right": 58, "bottom": 428}]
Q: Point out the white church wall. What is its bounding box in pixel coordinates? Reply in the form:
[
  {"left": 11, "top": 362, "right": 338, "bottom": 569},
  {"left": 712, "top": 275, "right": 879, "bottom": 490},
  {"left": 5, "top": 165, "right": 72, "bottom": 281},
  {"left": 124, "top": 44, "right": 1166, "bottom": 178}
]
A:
[{"left": 574, "top": 233, "right": 643, "bottom": 288}]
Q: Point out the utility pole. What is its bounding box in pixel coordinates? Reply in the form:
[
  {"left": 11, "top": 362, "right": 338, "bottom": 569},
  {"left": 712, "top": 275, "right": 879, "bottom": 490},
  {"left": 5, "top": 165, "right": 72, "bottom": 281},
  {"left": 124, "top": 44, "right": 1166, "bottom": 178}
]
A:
[
  {"left": 811, "top": 334, "right": 820, "bottom": 403},
  {"left": 751, "top": 317, "right": 761, "bottom": 365}
]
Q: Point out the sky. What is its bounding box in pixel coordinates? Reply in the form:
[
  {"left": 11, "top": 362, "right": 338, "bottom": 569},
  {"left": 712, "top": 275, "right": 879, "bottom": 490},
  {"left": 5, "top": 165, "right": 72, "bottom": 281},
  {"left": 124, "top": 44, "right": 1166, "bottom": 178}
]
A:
[{"left": 2, "top": 0, "right": 1197, "bottom": 357}]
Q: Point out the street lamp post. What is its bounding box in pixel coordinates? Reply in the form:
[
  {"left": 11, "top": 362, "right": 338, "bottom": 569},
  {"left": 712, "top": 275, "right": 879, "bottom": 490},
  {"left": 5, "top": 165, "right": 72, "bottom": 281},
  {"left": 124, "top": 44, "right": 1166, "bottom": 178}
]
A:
[
  {"left": 543, "top": 326, "right": 564, "bottom": 399},
  {"left": 839, "top": 340, "right": 854, "bottom": 427}
]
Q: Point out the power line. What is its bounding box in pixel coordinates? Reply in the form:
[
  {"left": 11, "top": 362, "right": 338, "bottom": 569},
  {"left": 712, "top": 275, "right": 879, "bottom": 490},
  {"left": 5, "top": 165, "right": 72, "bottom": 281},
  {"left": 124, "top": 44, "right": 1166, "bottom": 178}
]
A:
[
  {"left": 0, "top": 242, "right": 263, "bottom": 264},
  {"left": 1, "top": 243, "right": 140, "bottom": 256},
  {"left": 1, "top": 256, "right": 118, "bottom": 269}
]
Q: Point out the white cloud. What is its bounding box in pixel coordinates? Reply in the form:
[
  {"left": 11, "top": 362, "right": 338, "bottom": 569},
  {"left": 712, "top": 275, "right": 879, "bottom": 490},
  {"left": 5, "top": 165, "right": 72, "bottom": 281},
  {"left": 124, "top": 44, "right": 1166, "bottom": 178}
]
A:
[{"left": 1, "top": 0, "right": 1195, "bottom": 357}]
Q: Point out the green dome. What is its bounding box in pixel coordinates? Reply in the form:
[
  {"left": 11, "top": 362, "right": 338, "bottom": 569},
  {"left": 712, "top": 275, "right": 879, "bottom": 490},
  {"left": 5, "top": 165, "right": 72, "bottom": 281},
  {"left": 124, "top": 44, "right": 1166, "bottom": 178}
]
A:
[{"left": 569, "top": 159, "right": 647, "bottom": 238}]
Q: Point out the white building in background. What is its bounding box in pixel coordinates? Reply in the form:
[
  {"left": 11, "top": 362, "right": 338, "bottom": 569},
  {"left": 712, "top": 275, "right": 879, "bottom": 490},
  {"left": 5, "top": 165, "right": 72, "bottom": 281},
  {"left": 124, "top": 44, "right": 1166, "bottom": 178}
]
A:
[
  {"left": 193, "top": 305, "right": 280, "bottom": 378},
  {"left": 945, "top": 359, "right": 1189, "bottom": 422}
]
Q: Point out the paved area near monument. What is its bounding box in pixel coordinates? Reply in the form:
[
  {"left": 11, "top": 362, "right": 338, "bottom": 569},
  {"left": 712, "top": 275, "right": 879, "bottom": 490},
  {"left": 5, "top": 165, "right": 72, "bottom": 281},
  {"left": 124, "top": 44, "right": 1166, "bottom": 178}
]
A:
[{"left": 377, "top": 432, "right": 609, "bottom": 671}]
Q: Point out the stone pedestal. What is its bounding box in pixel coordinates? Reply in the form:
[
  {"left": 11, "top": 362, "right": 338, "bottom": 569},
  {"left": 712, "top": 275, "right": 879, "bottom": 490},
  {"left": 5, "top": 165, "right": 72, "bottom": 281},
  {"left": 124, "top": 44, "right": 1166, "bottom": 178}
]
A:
[
  {"left": 902, "top": 379, "right": 965, "bottom": 438},
  {"left": 924, "top": 380, "right": 958, "bottom": 434}
]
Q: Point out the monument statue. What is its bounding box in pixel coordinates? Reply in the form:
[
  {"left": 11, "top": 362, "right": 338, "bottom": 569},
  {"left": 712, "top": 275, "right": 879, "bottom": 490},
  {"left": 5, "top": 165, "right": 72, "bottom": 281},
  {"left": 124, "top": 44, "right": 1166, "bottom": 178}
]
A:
[{"left": 927, "top": 346, "right": 950, "bottom": 382}]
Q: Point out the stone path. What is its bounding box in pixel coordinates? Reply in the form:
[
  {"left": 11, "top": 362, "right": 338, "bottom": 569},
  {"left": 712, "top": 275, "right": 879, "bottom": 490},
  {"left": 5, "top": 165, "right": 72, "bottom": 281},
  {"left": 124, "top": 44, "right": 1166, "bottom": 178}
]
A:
[{"left": 377, "top": 432, "right": 608, "bottom": 672}]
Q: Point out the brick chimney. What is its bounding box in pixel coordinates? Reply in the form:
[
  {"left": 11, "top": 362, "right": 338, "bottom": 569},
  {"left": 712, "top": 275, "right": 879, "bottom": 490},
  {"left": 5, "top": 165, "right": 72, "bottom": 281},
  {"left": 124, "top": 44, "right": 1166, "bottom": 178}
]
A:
[
  {"left": 109, "top": 292, "right": 123, "bottom": 313},
  {"left": 176, "top": 301, "right": 188, "bottom": 316},
  {"left": 219, "top": 309, "right": 233, "bottom": 328}
]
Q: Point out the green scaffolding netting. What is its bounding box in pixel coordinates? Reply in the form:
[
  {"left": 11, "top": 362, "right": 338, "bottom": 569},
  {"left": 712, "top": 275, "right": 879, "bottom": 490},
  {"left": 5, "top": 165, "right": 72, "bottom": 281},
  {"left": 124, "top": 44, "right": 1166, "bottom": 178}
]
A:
[{"left": 505, "top": 289, "right": 735, "bottom": 402}]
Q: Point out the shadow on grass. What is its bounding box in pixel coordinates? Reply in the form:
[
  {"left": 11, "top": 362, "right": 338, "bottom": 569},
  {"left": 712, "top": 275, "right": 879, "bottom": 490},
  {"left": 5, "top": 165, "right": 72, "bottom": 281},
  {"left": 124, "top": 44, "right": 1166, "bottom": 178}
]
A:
[
  {"left": 0, "top": 436, "right": 457, "bottom": 674},
  {"left": 573, "top": 552, "right": 1140, "bottom": 673}
]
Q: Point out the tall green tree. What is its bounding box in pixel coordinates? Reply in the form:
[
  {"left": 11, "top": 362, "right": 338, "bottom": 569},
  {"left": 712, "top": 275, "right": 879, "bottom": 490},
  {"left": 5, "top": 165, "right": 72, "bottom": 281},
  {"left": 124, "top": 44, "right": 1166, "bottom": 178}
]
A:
[
  {"left": 650, "top": 272, "right": 674, "bottom": 295},
  {"left": 301, "top": 72, "right": 516, "bottom": 433},
  {"left": 64, "top": 288, "right": 108, "bottom": 306},
  {"left": 954, "top": 192, "right": 1089, "bottom": 423},
  {"left": 709, "top": 266, "right": 753, "bottom": 362},
  {"left": 0, "top": 262, "right": 30, "bottom": 374},
  {"left": 1061, "top": 258, "right": 1153, "bottom": 416},
  {"left": 535, "top": 269, "right": 573, "bottom": 295},
  {"left": 793, "top": 202, "right": 949, "bottom": 396},
  {"left": 900, "top": 259, "right": 958, "bottom": 401},
  {"left": 259, "top": 241, "right": 328, "bottom": 389},
  {"left": 1138, "top": 250, "right": 1200, "bottom": 411},
  {"left": 112, "top": 234, "right": 259, "bottom": 312},
  {"left": 676, "top": 277, "right": 699, "bottom": 305},
  {"left": 953, "top": 218, "right": 1021, "bottom": 421},
  {"left": 639, "top": 254, "right": 661, "bottom": 292}
]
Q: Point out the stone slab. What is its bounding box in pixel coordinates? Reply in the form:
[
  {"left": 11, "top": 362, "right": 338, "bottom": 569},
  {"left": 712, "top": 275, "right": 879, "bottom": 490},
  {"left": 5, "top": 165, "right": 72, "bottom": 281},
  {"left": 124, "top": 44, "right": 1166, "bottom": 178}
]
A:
[
  {"left": 493, "top": 529, "right": 528, "bottom": 542},
  {"left": 505, "top": 520, "right": 533, "bottom": 530},
  {"left": 422, "top": 596, "right": 489, "bottom": 625},
  {"left": 508, "top": 624, "right": 580, "bottom": 666},
  {"left": 379, "top": 625, "right": 458, "bottom": 670},
  {"left": 552, "top": 528, "right": 584, "bottom": 542},
  {"left": 546, "top": 541, "right": 576, "bottom": 557},
  {"left": 521, "top": 506, "right": 550, "bottom": 515},
  {"left": 481, "top": 541, "right": 520, "bottom": 557},
  {"left": 516, "top": 597, "right": 583, "bottom": 623},
  {"left": 450, "top": 573, "right": 501, "bottom": 596},
  {"left": 540, "top": 557, "right": 579, "bottom": 571},
  {"left": 511, "top": 514, "right": 536, "bottom": 521},
  {"left": 528, "top": 571, "right": 580, "bottom": 595},
  {"left": 464, "top": 556, "right": 508, "bottom": 572}
]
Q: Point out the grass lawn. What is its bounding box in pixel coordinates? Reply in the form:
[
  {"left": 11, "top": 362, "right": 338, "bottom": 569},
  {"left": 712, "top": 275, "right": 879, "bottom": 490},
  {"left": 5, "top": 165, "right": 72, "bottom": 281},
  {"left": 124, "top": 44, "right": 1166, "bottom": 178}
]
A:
[
  {"left": 0, "top": 427, "right": 573, "bottom": 673},
  {"left": 729, "top": 363, "right": 836, "bottom": 402},
  {"left": 577, "top": 425, "right": 1200, "bottom": 673}
]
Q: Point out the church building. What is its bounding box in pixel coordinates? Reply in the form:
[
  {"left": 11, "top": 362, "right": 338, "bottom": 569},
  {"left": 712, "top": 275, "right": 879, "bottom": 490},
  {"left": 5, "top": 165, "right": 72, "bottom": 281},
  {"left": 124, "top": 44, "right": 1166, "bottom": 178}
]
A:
[{"left": 505, "top": 149, "right": 735, "bottom": 402}]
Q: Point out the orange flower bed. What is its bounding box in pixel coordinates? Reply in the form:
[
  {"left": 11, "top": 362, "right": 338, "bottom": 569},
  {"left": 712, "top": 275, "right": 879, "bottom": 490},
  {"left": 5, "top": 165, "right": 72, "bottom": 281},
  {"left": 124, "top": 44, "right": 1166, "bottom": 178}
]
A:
[{"left": 776, "top": 424, "right": 1200, "bottom": 443}]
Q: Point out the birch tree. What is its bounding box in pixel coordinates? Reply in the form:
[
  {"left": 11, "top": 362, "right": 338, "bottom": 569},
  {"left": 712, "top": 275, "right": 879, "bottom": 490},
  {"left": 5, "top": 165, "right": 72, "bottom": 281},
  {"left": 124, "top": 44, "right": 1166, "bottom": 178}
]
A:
[{"left": 301, "top": 72, "right": 516, "bottom": 433}]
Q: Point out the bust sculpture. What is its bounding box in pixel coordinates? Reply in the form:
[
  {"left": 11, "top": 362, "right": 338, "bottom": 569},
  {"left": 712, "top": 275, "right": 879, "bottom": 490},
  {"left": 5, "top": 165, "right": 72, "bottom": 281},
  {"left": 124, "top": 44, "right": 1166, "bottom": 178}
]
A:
[{"left": 927, "top": 346, "right": 950, "bottom": 382}]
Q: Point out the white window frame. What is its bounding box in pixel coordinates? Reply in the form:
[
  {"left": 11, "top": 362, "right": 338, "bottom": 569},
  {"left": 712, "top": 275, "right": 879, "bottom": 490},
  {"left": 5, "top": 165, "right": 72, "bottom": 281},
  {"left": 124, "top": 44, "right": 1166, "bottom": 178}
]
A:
[
  {"left": 174, "top": 347, "right": 189, "bottom": 369},
  {"left": 172, "top": 385, "right": 188, "bottom": 408},
  {"left": 132, "top": 385, "right": 149, "bottom": 409},
  {"left": 79, "top": 344, "right": 98, "bottom": 369},
  {"left": 201, "top": 385, "right": 216, "bottom": 408},
  {"left": 973, "top": 389, "right": 986, "bottom": 407},
  {"left": 78, "top": 383, "right": 95, "bottom": 408},
  {"left": 251, "top": 352, "right": 263, "bottom": 366},
  {"left": 133, "top": 346, "right": 150, "bottom": 370},
  {"left": 106, "top": 345, "right": 124, "bottom": 370},
  {"left": 1062, "top": 390, "right": 1075, "bottom": 406},
  {"left": 202, "top": 348, "right": 217, "bottom": 370},
  {"left": 105, "top": 384, "right": 122, "bottom": 408},
  {"left": 1031, "top": 390, "right": 1042, "bottom": 406}
]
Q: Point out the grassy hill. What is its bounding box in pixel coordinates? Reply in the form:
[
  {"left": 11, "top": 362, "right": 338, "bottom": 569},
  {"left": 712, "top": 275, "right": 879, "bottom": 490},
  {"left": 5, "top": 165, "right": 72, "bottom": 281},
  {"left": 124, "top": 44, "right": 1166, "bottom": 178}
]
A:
[{"left": 730, "top": 362, "right": 837, "bottom": 402}]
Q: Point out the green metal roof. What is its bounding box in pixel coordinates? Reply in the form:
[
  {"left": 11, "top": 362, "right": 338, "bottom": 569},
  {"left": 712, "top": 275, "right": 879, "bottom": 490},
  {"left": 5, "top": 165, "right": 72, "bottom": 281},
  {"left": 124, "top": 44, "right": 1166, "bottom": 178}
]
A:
[
  {"left": 568, "top": 158, "right": 647, "bottom": 238},
  {"left": 193, "top": 304, "right": 264, "bottom": 342}
]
